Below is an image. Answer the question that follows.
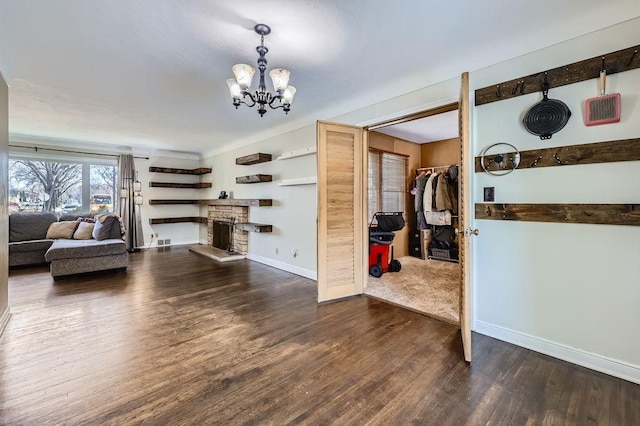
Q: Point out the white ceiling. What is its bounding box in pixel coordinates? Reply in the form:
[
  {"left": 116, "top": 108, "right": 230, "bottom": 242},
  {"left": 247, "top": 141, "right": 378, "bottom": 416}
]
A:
[
  {"left": 375, "top": 110, "right": 459, "bottom": 144},
  {"left": 1, "top": 1, "right": 639, "bottom": 157}
]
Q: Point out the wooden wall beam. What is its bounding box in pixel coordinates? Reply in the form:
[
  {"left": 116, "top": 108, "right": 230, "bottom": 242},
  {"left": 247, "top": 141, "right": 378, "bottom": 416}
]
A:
[
  {"left": 475, "top": 44, "right": 640, "bottom": 106},
  {"left": 475, "top": 203, "right": 640, "bottom": 226},
  {"left": 475, "top": 138, "right": 640, "bottom": 172}
]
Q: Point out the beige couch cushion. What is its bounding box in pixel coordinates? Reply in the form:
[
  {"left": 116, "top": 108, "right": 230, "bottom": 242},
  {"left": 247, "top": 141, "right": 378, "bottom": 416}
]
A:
[
  {"left": 46, "top": 221, "right": 78, "bottom": 239},
  {"left": 73, "top": 222, "right": 95, "bottom": 240}
]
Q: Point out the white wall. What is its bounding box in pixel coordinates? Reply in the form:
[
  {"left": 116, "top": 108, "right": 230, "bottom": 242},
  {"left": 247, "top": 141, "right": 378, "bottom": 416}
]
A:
[
  {"left": 0, "top": 71, "right": 10, "bottom": 335},
  {"left": 204, "top": 18, "right": 640, "bottom": 382},
  {"left": 471, "top": 19, "right": 640, "bottom": 383},
  {"left": 137, "top": 154, "right": 202, "bottom": 248},
  {"left": 200, "top": 126, "right": 318, "bottom": 279}
]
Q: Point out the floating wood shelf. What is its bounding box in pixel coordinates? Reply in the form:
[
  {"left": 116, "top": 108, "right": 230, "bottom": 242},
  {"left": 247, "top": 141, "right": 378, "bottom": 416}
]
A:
[
  {"left": 236, "top": 174, "right": 272, "bottom": 184},
  {"left": 475, "top": 138, "right": 640, "bottom": 173},
  {"left": 236, "top": 153, "right": 272, "bottom": 165},
  {"left": 475, "top": 44, "right": 640, "bottom": 106},
  {"left": 235, "top": 223, "right": 273, "bottom": 233},
  {"left": 475, "top": 203, "right": 640, "bottom": 226},
  {"left": 149, "top": 167, "right": 212, "bottom": 175},
  {"left": 149, "top": 217, "right": 207, "bottom": 225},
  {"left": 149, "top": 198, "right": 272, "bottom": 206},
  {"left": 277, "top": 176, "right": 317, "bottom": 186},
  {"left": 276, "top": 146, "right": 317, "bottom": 160},
  {"left": 149, "top": 182, "right": 212, "bottom": 189},
  {"left": 207, "top": 199, "right": 272, "bottom": 207},
  {"left": 148, "top": 199, "right": 204, "bottom": 205}
]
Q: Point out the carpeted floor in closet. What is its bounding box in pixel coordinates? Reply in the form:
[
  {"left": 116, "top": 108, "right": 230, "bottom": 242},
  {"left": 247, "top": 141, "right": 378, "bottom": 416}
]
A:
[{"left": 365, "top": 256, "right": 460, "bottom": 325}]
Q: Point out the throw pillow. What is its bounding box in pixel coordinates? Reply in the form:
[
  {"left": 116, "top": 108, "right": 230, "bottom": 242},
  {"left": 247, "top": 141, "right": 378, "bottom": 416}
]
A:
[
  {"left": 73, "top": 221, "right": 95, "bottom": 240},
  {"left": 46, "top": 221, "right": 79, "bottom": 239},
  {"left": 92, "top": 215, "right": 118, "bottom": 241}
]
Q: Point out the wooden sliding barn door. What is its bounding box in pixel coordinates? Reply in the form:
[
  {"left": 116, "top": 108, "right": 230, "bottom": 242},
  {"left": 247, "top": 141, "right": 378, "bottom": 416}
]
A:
[
  {"left": 459, "top": 72, "right": 473, "bottom": 362},
  {"left": 316, "top": 121, "right": 366, "bottom": 302}
]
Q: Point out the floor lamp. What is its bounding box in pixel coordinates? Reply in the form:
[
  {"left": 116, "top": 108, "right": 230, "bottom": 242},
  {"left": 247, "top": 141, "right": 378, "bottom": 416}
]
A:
[{"left": 120, "top": 171, "right": 143, "bottom": 252}]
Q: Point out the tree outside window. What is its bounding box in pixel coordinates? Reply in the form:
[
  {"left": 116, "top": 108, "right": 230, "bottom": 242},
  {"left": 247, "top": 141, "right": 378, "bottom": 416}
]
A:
[{"left": 8, "top": 158, "right": 118, "bottom": 214}]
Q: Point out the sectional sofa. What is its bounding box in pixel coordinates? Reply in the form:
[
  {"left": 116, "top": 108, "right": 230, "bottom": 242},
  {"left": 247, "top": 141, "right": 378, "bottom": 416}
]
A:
[{"left": 8, "top": 211, "right": 128, "bottom": 280}]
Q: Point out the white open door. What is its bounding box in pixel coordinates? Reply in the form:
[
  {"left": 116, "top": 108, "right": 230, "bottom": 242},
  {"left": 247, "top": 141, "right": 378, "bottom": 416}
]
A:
[
  {"left": 459, "top": 72, "right": 474, "bottom": 362},
  {"left": 317, "top": 121, "right": 366, "bottom": 302}
]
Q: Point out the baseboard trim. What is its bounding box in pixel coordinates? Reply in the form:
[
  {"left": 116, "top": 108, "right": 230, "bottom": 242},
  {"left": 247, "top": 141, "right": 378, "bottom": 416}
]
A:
[
  {"left": 247, "top": 254, "right": 317, "bottom": 280},
  {"left": 0, "top": 306, "right": 11, "bottom": 337},
  {"left": 475, "top": 320, "right": 640, "bottom": 385}
]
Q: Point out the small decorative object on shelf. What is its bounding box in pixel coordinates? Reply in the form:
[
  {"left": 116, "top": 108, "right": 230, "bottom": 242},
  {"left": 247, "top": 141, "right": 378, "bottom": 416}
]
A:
[{"left": 218, "top": 191, "right": 228, "bottom": 199}]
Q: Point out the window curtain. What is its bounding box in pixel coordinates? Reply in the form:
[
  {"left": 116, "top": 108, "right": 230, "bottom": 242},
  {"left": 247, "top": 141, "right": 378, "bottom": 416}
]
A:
[{"left": 118, "top": 154, "right": 143, "bottom": 250}]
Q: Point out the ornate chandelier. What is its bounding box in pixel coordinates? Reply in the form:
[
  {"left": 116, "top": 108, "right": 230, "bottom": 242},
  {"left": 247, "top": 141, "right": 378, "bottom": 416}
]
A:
[{"left": 226, "top": 24, "right": 296, "bottom": 117}]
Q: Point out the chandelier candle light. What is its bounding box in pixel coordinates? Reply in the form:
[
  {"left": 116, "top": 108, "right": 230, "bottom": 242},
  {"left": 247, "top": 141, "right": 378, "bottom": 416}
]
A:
[{"left": 226, "top": 24, "right": 296, "bottom": 117}]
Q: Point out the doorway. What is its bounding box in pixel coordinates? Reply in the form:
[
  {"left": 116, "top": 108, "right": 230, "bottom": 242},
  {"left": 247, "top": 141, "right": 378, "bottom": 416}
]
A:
[
  {"left": 316, "top": 71, "right": 472, "bottom": 362},
  {"left": 364, "top": 107, "right": 462, "bottom": 326}
]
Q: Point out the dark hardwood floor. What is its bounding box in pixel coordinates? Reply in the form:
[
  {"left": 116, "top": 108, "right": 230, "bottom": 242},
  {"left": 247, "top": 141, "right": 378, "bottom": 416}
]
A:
[{"left": 2, "top": 246, "right": 639, "bottom": 425}]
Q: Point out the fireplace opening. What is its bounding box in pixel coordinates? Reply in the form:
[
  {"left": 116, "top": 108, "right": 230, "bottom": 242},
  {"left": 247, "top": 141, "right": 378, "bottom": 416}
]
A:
[{"left": 212, "top": 219, "right": 236, "bottom": 253}]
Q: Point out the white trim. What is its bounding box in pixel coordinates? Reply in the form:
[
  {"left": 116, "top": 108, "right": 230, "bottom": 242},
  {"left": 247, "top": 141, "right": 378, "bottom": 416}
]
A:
[
  {"left": 475, "top": 320, "right": 640, "bottom": 385},
  {"left": 0, "top": 306, "right": 11, "bottom": 337},
  {"left": 276, "top": 146, "right": 316, "bottom": 160},
  {"left": 277, "top": 176, "right": 317, "bottom": 186},
  {"left": 355, "top": 96, "right": 459, "bottom": 128},
  {"left": 248, "top": 253, "right": 317, "bottom": 280}
]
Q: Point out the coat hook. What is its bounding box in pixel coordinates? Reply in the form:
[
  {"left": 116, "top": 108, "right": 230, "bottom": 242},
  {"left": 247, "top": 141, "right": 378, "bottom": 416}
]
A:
[
  {"left": 520, "top": 80, "right": 525, "bottom": 95},
  {"left": 485, "top": 205, "right": 492, "bottom": 216},
  {"left": 552, "top": 153, "right": 563, "bottom": 165},
  {"left": 530, "top": 155, "right": 542, "bottom": 168},
  {"left": 512, "top": 81, "right": 521, "bottom": 95},
  {"left": 628, "top": 49, "right": 638, "bottom": 67},
  {"left": 496, "top": 85, "right": 501, "bottom": 98}
]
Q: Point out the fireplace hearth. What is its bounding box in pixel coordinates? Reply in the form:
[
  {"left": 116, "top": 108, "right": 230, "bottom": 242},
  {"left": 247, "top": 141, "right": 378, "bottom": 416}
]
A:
[{"left": 207, "top": 205, "right": 249, "bottom": 255}]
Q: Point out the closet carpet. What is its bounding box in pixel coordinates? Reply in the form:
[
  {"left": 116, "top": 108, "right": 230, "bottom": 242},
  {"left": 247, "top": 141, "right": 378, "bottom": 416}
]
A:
[{"left": 365, "top": 256, "right": 460, "bottom": 325}]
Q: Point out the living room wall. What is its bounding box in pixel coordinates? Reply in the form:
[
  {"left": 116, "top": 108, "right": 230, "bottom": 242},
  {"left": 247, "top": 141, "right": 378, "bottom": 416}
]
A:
[
  {"left": 138, "top": 153, "right": 201, "bottom": 248},
  {"left": 471, "top": 19, "right": 640, "bottom": 383},
  {"left": 0, "top": 71, "right": 9, "bottom": 334},
  {"left": 200, "top": 126, "right": 317, "bottom": 279}
]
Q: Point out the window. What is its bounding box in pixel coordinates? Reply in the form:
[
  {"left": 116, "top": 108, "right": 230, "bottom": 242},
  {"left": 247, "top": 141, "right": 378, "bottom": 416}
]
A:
[
  {"left": 368, "top": 149, "right": 408, "bottom": 222},
  {"left": 9, "top": 156, "right": 118, "bottom": 215}
]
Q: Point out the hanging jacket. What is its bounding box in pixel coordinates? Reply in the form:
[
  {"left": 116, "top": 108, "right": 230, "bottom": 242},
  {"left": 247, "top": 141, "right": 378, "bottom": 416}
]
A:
[
  {"left": 415, "top": 172, "right": 429, "bottom": 230},
  {"left": 435, "top": 173, "right": 454, "bottom": 212},
  {"left": 423, "top": 173, "right": 437, "bottom": 214}
]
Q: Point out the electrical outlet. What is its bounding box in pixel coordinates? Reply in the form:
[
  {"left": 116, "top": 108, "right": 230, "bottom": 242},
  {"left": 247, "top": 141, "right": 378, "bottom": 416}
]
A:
[
  {"left": 158, "top": 239, "right": 164, "bottom": 246},
  {"left": 165, "top": 239, "right": 171, "bottom": 246}
]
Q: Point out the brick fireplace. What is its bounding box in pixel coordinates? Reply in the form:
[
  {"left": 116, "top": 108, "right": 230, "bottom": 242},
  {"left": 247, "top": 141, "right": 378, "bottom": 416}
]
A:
[{"left": 207, "top": 205, "right": 248, "bottom": 254}]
